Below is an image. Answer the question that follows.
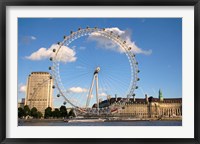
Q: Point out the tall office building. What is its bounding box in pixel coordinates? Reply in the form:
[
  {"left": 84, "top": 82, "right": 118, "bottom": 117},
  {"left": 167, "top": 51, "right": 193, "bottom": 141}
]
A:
[
  {"left": 18, "top": 98, "right": 25, "bottom": 109},
  {"left": 25, "top": 72, "right": 53, "bottom": 114}
]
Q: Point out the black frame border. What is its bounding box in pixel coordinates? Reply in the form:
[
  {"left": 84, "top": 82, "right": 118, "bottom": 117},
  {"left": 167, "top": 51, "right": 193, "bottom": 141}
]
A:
[{"left": 0, "top": 0, "right": 199, "bottom": 144}]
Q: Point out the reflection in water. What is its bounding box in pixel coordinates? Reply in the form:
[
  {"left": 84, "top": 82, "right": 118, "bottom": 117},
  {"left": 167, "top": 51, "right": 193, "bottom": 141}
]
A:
[{"left": 19, "top": 120, "right": 182, "bottom": 126}]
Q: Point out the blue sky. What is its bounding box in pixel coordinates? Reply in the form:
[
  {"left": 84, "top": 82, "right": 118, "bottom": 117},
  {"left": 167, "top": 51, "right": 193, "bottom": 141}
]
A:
[{"left": 18, "top": 18, "right": 182, "bottom": 108}]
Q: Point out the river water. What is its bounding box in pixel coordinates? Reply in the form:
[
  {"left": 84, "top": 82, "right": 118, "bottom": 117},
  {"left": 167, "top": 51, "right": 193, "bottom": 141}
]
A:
[{"left": 19, "top": 120, "right": 182, "bottom": 126}]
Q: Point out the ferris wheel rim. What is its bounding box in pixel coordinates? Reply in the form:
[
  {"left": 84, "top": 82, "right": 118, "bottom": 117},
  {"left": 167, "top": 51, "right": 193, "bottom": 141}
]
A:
[{"left": 50, "top": 27, "right": 139, "bottom": 108}]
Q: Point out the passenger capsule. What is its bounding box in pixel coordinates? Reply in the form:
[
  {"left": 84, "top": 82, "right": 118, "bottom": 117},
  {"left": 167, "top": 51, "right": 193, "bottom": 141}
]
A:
[
  {"left": 78, "top": 27, "right": 81, "bottom": 31},
  {"left": 117, "top": 35, "right": 120, "bottom": 39},
  {"left": 137, "top": 70, "right": 140, "bottom": 73},
  {"left": 49, "top": 76, "right": 52, "bottom": 79},
  {"left": 50, "top": 57, "right": 53, "bottom": 61},
  {"left": 53, "top": 49, "right": 56, "bottom": 52},
  {"left": 110, "top": 31, "right": 113, "bottom": 34},
  {"left": 70, "top": 31, "right": 73, "bottom": 34},
  {"left": 135, "top": 86, "right": 138, "bottom": 89},
  {"left": 52, "top": 85, "right": 55, "bottom": 89},
  {"left": 132, "top": 93, "right": 135, "bottom": 96},
  {"left": 128, "top": 47, "right": 131, "bottom": 50},
  {"left": 86, "top": 26, "right": 89, "bottom": 29},
  {"left": 57, "top": 42, "right": 61, "bottom": 45},
  {"left": 63, "top": 101, "right": 66, "bottom": 105},
  {"left": 57, "top": 94, "right": 60, "bottom": 97},
  {"left": 123, "top": 41, "right": 126, "bottom": 44},
  {"left": 102, "top": 28, "right": 105, "bottom": 31},
  {"left": 136, "top": 62, "right": 138, "bottom": 65},
  {"left": 48, "top": 67, "right": 52, "bottom": 70},
  {"left": 137, "top": 78, "right": 140, "bottom": 81},
  {"left": 64, "top": 35, "right": 67, "bottom": 39}
]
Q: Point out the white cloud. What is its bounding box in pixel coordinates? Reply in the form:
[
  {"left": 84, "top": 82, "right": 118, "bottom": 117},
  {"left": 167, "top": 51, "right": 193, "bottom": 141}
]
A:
[
  {"left": 76, "top": 66, "right": 86, "bottom": 69},
  {"left": 19, "top": 85, "right": 26, "bottom": 93},
  {"left": 67, "top": 87, "right": 88, "bottom": 93},
  {"left": 31, "top": 36, "right": 37, "bottom": 40},
  {"left": 88, "top": 94, "right": 93, "bottom": 98},
  {"left": 99, "top": 92, "right": 107, "bottom": 97},
  {"left": 79, "top": 46, "right": 86, "bottom": 50},
  {"left": 21, "top": 36, "right": 36, "bottom": 44},
  {"left": 88, "top": 27, "right": 152, "bottom": 55},
  {"left": 26, "top": 44, "right": 77, "bottom": 63}
]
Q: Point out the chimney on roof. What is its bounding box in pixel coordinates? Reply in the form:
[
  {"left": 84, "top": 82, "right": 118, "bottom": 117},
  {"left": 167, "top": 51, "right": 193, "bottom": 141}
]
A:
[
  {"left": 145, "top": 94, "right": 148, "bottom": 103},
  {"left": 115, "top": 94, "right": 117, "bottom": 101},
  {"left": 159, "top": 89, "right": 164, "bottom": 101}
]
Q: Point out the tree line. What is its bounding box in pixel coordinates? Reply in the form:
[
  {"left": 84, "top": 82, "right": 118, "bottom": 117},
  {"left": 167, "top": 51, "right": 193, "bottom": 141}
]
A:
[
  {"left": 44, "top": 106, "right": 76, "bottom": 119},
  {"left": 18, "top": 105, "right": 43, "bottom": 119},
  {"left": 18, "top": 105, "right": 76, "bottom": 119}
]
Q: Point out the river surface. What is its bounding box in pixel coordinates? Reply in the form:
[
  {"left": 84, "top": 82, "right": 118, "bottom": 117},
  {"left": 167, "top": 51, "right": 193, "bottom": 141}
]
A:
[{"left": 19, "top": 120, "right": 182, "bottom": 126}]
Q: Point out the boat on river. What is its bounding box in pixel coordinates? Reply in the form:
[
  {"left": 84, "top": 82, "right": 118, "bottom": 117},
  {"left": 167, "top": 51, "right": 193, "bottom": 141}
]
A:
[{"left": 65, "top": 118, "right": 105, "bottom": 123}]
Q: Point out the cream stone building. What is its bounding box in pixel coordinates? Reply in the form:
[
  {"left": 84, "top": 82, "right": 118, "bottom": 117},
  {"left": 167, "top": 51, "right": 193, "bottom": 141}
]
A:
[
  {"left": 25, "top": 72, "right": 53, "bottom": 114},
  {"left": 98, "top": 89, "right": 182, "bottom": 119},
  {"left": 112, "top": 97, "right": 182, "bottom": 118}
]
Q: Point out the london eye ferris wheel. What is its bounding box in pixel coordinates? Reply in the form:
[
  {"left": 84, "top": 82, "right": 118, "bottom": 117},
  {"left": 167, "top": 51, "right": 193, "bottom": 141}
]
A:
[{"left": 49, "top": 27, "right": 140, "bottom": 111}]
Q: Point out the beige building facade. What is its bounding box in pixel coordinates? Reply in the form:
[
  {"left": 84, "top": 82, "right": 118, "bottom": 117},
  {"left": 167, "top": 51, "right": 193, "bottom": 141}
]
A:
[
  {"left": 112, "top": 98, "right": 182, "bottom": 118},
  {"left": 98, "top": 90, "right": 182, "bottom": 119},
  {"left": 25, "top": 72, "right": 53, "bottom": 114}
]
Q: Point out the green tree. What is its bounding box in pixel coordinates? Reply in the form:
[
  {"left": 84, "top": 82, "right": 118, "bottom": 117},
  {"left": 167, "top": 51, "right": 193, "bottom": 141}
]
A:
[
  {"left": 68, "top": 109, "right": 76, "bottom": 117},
  {"left": 60, "top": 106, "right": 68, "bottom": 118},
  {"left": 30, "top": 107, "right": 38, "bottom": 118},
  {"left": 18, "top": 107, "right": 25, "bottom": 118},
  {"left": 37, "top": 111, "right": 43, "bottom": 119},
  {"left": 44, "top": 107, "right": 52, "bottom": 118},
  {"left": 24, "top": 105, "right": 31, "bottom": 116},
  {"left": 52, "top": 108, "right": 60, "bottom": 118},
  {"left": 52, "top": 111, "right": 56, "bottom": 118}
]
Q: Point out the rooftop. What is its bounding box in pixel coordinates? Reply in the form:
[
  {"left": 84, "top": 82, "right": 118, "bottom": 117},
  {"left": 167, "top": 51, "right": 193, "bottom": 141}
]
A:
[{"left": 31, "top": 72, "right": 50, "bottom": 75}]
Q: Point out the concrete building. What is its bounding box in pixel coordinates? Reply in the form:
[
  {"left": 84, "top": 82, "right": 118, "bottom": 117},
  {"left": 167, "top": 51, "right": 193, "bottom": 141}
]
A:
[
  {"left": 18, "top": 98, "right": 25, "bottom": 109},
  {"left": 98, "top": 89, "right": 182, "bottom": 119},
  {"left": 25, "top": 72, "right": 53, "bottom": 114},
  {"left": 111, "top": 97, "right": 182, "bottom": 118}
]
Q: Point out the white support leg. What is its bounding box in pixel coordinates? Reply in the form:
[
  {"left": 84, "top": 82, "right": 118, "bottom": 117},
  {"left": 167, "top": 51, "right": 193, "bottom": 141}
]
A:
[
  {"left": 95, "top": 74, "right": 99, "bottom": 109},
  {"left": 86, "top": 75, "right": 95, "bottom": 108},
  {"left": 86, "top": 67, "right": 100, "bottom": 109}
]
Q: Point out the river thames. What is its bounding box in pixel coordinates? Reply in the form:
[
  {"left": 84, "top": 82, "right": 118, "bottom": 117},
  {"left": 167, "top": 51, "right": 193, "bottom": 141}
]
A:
[{"left": 19, "top": 120, "right": 182, "bottom": 126}]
